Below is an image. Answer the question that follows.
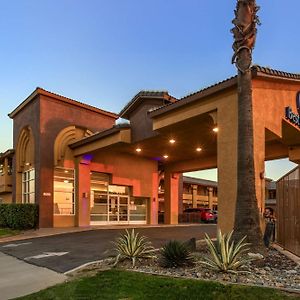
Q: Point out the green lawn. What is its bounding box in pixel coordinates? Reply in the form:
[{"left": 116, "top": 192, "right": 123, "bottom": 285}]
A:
[
  {"left": 16, "top": 269, "right": 299, "bottom": 300},
  {"left": 0, "top": 228, "right": 19, "bottom": 238}
]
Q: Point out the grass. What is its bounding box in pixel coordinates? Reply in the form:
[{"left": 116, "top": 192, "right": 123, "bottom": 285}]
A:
[
  {"left": 0, "top": 228, "right": 20, "bottom": 238},
  {"left": 16, "top": 269, "right": 299, "bottom": 300}
]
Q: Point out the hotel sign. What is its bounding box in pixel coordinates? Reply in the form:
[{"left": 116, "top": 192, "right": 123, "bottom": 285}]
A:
[{"left": 285, "top": 92, "right": 300, "bottom": 128}]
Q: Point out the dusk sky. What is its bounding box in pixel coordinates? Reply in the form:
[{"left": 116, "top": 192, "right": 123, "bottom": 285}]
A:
[{"left": 1, "top": 0, "right": 299, "bottom": 180}]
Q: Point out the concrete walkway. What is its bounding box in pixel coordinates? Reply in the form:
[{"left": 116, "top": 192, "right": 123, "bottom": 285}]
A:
[{"left": 0, "top": 252, "right": 67, "bottom": 300}]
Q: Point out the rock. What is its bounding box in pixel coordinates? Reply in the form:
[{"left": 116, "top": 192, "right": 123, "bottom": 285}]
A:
[
  {"left": 286, "top": 270, "right": 297, "bottom": 274},
  {"left": 248, "top": 253, "right": 264, "bottom": 260}
]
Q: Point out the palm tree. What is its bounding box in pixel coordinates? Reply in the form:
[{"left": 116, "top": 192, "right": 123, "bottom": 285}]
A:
[{"left": 231, "top": 0, "right": 264, "bottom": 251}]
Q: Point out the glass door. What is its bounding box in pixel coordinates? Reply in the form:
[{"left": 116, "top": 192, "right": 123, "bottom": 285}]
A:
[
  {"left": 108, "top": 195, "right": 129, "bottom": 224},
  {"left": 118, "top": 196, "right": 129, "bottom": 223}
]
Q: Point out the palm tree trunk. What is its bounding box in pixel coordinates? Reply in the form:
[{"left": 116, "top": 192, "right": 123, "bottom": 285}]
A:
[{"left": 231, "top": 0, "right": 265, "bottom": 251}]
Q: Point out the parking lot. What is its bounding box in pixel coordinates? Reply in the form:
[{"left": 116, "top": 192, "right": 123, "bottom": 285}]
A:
[{"left": 0, "top": 224, "right": 216, "bottom": 273}]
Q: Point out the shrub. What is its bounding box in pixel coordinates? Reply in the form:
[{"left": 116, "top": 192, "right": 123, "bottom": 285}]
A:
[
  {"left": 200, "top": 230, "right": 251, "bottom": 273},
  {"left": 113, "top": 229, "right": 156, "bottom": 267},
  {"left": 0, "top": 204, "right": 39, "bottom": 230},
  {"left": 160, "top": 240, "right": 194, "bottom": 268}
]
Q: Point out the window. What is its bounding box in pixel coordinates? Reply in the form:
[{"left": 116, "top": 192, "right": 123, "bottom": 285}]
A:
[
  {"left": 22, "top": 169, "right": 35, "bottom": 203},
  {"left": 7, "top": 158, "right": 12, "bottom": 175},
  {"left": 0, "top": 164, "right": 4, "bottom": 176},
  {"left": 54, "top": 167, "right": 75, "bottom": 215}
]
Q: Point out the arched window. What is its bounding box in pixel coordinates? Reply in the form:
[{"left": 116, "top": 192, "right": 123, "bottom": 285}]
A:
[
  {"left": 16, "top": 127, "right": 35, "bottom": 203},
  {"left": 53, "top": 126, "right": 93, "bottom": 215}
]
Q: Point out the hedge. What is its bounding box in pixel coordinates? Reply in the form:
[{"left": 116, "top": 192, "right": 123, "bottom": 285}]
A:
[{"left": 0, "top": 204, "right": 39, "bottom": 230}]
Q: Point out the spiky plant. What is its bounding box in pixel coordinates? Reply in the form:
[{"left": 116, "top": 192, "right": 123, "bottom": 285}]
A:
[
  {"left": 200, "top": 230, "right": 251, "bottom": 273},
  {"left": 160, "top": 240, "right": 194, "bottom": 268},
  {"left": 113, "top": 229, "right": 156, "bottom": 267}
]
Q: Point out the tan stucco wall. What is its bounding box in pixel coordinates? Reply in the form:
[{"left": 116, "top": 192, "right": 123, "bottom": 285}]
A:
[
  {"left": 152, "top": 89, "right": 238, "bottom": 232},
  {"left": 53, "top": 215, "right": 76, "bottom": 227}
]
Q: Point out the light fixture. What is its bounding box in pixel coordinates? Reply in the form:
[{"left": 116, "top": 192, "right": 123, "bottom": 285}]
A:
[
  {"left": 163, "top": 155, "right": 169, "bottom": 159},
  {"left": 169, "top": 139, "right": 176, "bottom": 144},
  {"left": 135, "top": 148, "right": 142, "bottom": 153},
  {"left": 64, "top": 180, "right": 69, "bottom": 183},
  {"left": 25, "top": 162, "right": 30, "bottom": 166},
  {"left": 64, "top": 170, "right": 69, "bottom": 173},
  {"left": 213, "top": 127, "right": 219, "bottom": 133},
  {"left": 196, "top": 147, "right": 202, "bottom": 152}
]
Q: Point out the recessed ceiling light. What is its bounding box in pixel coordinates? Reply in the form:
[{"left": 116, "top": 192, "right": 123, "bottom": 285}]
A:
[
  {"left": 196, "top": 147, "right": 202, "bottom": 152},
  {"left": 64, "top": 170, "right": 69, "bottom": 173},
  {"left": 213, "top": 127, "right": 219, "bottom": 133},
  {"left": 163, "top": 155, "right": 169, "bottom": 159},
  {"left": 136, "top": 148, "right": 142, "bottom": 153},
  {"left": 169, "top": 139, "right": 176, "bottom": 144}
]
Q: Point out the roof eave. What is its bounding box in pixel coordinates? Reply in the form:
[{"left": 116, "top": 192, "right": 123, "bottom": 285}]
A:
[{"left": 9, "top": 88, "right": 118, "bottom": 119}]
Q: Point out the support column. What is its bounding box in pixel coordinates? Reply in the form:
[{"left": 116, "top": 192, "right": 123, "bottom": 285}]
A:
[
  {"left": 150, "top": 171, "right": 159, "bottom": 225},
  {"left": 164, "top": 170, "right": 179, "bottom": 224},
  {"left": 208, "top": 187, "right": 213, "bottom": 209},
  {"left": 192, "top": 185, "right": 198, "bottom": 208},
  {"left": 75, "top": 156, "right": 91, "bottom": 227},
  {"left": 178, "top": 174, "right": 183, "bottom": 214}
]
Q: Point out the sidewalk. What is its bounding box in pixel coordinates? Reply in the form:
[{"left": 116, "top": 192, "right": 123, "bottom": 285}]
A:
[
  {"left": 0, "top": 223, "right": 208, "bottom": 243},
  {"left": 0, "top": 252, "right": 67, "bottom": 300}
]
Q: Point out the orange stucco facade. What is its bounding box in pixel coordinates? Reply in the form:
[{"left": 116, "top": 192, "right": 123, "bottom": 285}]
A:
[{"left": 5, "top": 66, "right": 300, "bottom": 231}]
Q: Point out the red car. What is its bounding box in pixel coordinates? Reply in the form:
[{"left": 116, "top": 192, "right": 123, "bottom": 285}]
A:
[{"left": 183, "top": 208, "right": 215, "bottom": 223}]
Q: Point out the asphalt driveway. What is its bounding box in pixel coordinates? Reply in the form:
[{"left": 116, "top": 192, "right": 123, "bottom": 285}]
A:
[{"left": 0, "top": 225, "right": 216, "bottom": 273}]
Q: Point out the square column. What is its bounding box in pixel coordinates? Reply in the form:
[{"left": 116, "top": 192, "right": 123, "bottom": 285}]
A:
[
  {"left": 192, "top": 185, "right": 198, "bottom": 208},
  {"left": 149, "top": 171, "right": 159, "bottom": 225},
  {"left": 208, "top": 187, "right": 213, "bottom": 209},
  {"left": 75, "top": 156, "right": 91, "bottom": 227},
  {"left": 164, "top": 171, "right": 179, "bottom": 224}
]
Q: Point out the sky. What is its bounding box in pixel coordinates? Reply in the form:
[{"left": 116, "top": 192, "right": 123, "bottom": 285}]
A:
[{"left": 0, "top": 0, "right": 299, "bottom": 181}]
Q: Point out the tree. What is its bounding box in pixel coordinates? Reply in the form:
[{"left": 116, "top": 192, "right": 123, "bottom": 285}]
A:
[{"left": 231, "top": 0, "right": 264, "bottom": 251}]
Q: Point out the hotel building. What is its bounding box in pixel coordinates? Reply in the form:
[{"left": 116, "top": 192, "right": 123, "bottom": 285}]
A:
[{"left": 2, "top": 65, "right": 300, "bottom": 232}]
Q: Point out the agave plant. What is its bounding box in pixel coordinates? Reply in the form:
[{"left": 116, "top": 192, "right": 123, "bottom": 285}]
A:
[
  {"left": 112, "top": 229, "right": 156, "bottom": 267},
  {"left": 160, "top": 240, "right": 194, "bottom": 268},
  {"left": 200, "top": 230, "right": 251, "bottom": 273}
]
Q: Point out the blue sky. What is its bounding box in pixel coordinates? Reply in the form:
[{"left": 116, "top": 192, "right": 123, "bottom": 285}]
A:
[{"left": 0, "top": 0, "right": 299, "bottom": 180}]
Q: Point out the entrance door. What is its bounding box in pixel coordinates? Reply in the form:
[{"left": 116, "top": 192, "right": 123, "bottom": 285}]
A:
[{"left": 108, "top": 195, "right": 129, "bottom": 224}]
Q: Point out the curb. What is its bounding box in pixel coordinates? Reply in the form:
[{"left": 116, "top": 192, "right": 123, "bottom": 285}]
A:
[{"left": 271, "top": 243, "right": 300, "bottom": 266}]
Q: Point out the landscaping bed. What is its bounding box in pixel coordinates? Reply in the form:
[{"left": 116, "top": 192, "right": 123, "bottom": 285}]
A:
[{"left": 70, "top": 244, "right": 300, "bottom": 293}]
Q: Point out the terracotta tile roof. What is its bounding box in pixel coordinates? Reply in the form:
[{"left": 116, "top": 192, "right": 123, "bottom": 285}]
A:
[
  {"left": 9, "top": 87, "right": 118, "bottom": 119},
  {"left": 149, "top": 65, "right": 300, "bottom": 117},
  {"left": 0, "top": 149, "right": 14, "bottom": 161},
  {"left": 119, "top": 90, "right": 177, "bottom": 119},
  {"left": 253, "top": 65, "right": 300, "bottom": 80}
]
